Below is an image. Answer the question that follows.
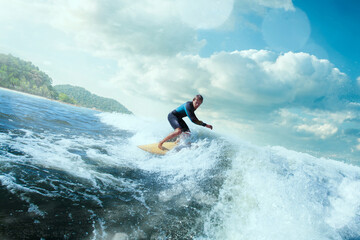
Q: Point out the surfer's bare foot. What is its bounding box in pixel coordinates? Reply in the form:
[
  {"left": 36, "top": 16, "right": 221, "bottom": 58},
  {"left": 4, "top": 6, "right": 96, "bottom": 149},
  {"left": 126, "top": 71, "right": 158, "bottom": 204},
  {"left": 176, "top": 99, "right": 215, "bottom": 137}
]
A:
[{"left": 158, "top": 142, "right": 163, "bottom": 150}]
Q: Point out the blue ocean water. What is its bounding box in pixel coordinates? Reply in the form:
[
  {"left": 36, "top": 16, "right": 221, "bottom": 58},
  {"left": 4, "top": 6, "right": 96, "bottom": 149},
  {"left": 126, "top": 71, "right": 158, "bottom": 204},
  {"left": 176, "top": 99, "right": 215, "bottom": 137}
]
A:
[{"left": 1, "top": 88, "right": 360, "bottom": 240}]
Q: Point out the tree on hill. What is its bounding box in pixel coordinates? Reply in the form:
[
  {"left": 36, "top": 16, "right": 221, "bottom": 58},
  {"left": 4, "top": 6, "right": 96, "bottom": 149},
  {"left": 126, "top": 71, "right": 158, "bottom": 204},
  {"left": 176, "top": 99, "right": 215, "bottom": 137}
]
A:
[
  {"left": 0, "top": 53, "right": 58, "bottom": 99},
  {"left": 54, "top": 84, "right": 132, "bottom": 114},
  {"left": 58, "top": 92, "right": 77, "bottom": 105}
]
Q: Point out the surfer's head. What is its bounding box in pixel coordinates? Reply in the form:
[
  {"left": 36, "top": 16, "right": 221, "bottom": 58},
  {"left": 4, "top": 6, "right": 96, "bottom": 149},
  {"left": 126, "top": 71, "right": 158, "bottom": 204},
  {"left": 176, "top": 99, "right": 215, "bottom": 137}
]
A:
[
  {"left": 193, "top": 94, "right": 203, "bottom": 109},
  {"left": 194, "top": 94, "right": 203, "bottom": 102}
]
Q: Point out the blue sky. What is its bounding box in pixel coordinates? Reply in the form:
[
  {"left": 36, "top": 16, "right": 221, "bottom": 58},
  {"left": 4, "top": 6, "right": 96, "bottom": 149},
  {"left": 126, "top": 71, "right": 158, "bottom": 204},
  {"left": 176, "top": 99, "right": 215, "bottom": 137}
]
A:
[
  {"left": 0, "top": 0, "right": 359, "bottom": 162},
  {"left": 296, "top": 0, "right": 360, "bottom": 80},
  {"left": 198, "top": 0, "right": 360, "bottom": 80}
]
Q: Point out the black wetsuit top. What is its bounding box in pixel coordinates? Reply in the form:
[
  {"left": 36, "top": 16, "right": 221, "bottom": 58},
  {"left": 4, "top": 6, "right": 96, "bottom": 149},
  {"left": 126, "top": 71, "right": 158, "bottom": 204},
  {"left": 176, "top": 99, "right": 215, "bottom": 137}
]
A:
[{"left": 168, "top": 101, "right": 206, "bottom": 132}]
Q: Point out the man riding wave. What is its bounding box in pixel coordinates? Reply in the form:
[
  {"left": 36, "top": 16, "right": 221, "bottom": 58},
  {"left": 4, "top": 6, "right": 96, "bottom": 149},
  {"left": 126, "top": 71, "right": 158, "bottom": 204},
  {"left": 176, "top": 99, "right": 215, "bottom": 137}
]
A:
[{"left": 158, "top": 95, "right": 213, "bottom": 149}]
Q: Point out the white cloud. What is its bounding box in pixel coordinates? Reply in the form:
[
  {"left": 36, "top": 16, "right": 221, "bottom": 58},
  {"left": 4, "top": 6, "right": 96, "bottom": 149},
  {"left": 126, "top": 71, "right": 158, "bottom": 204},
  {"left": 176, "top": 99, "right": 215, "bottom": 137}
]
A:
[
  {"left": 203, "top": 50, "right": 347, "bottom": 108},
  {"left": 276, "top": 109, "right": 355, "bottom": 139},
  {"left": 3, "top": 0, "right": 293, "bottom": 59},
  {"left": 108, "top": 49, "right": 351, "bottom": 142},
  {"left": 105, "top": 49, "right": 348, "bottom": 114},
  {"left": 178, "top": 0, "right": 234, "bottom": 29},
  {"left": 296, "top": 123, "right": 338, "bottom": 139},
  {"left": 0, "top": 1, "right": 53, "bottom": 22},
  {"left": 49, "top": 0, "right": 204, "bottom": 57},
  {"left": 0, "top": 0, "right": 297, "bottom": 64},
  {"left": 253, "top": 0, "right": 294, "bottom": 10},
  {"left": 356, "top": 139, "right": 360, "bottom": 151},
  {"left": 113, "top": 54, "right": 210, "bottom": 102},
  {"left": 114, "top": 50, "right": 348, "bottom": 108},
  {"left": 276, "top": 108, "right": 306, "bottom": 126},
  {"left": 233, "top": 0, "right": 294, "bottom": 14}
]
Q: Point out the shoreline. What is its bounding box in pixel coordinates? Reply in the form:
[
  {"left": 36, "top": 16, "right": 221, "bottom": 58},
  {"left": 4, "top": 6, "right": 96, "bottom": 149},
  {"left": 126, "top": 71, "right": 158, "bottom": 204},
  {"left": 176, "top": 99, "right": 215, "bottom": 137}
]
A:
[{"left": 0, "top": 86, "right": 102, "bottom": 112}]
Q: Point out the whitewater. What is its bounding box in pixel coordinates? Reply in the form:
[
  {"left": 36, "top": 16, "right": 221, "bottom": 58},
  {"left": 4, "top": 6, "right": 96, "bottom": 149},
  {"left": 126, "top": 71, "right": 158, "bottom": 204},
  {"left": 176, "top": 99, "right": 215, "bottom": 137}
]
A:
[{"left": 0, "top": 88, "right": 360, "bottom": 240}]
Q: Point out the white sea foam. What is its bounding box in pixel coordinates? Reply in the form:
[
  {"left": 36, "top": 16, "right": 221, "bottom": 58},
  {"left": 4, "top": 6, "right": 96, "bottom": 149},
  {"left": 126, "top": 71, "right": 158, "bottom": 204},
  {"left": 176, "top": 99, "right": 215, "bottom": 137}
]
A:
[
  {"left": 202, "top": 142, "right": 360, "bottom": 240},
  {"left": 98, "top": 112, "right": 168, "bottom": 144},
  {"left": 98, "top": 112, "right": 223, "bottom": 177},
  {"left": 28, "top": 203, "right": 46, "bottom": 217},
  {"left": 3, "top": 105, "right": 360, "bottom": 239},
  {"left": 326, "top": 178, "right": 360, "bottom": 229},
  {"left": 0, "top": 124, "right": 142, "bottom": 208},
  {"left": 97, "top": 112, "right": 360, "bottom": 239},
  {"left": 98, "top": 112, "right": 230, "bottom": 214}
]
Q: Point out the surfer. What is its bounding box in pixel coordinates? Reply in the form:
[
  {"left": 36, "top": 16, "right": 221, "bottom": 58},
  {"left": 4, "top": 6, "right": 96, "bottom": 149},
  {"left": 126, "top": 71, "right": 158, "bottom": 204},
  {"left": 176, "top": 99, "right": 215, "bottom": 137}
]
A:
[{"left": 158, "top": 94, "right": 213, "bottom": 149}]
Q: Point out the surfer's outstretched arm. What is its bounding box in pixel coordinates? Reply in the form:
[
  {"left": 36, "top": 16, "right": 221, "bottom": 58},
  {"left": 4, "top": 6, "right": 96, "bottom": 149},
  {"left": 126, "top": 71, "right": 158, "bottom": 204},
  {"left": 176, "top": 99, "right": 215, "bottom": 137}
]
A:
[
  {"left": 185, "top": 101, "right": 213, "bottom": 130},
  {"left": 158, "top": 128, "right": 182, "bottom": 150}
]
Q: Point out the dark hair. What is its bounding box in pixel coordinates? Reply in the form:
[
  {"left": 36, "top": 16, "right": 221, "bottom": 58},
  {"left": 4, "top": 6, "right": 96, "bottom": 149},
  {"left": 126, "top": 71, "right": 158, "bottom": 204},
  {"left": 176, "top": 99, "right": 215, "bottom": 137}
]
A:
[{"left": 193, "top": 94, "right": 203, "bottom": 102}]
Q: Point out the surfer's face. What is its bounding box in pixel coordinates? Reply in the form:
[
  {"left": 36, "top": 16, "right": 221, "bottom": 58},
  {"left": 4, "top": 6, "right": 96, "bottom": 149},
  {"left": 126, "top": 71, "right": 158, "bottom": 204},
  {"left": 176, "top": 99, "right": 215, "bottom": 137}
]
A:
[{"left": 193, "top": 98, "right": 202, "bottom": 109}]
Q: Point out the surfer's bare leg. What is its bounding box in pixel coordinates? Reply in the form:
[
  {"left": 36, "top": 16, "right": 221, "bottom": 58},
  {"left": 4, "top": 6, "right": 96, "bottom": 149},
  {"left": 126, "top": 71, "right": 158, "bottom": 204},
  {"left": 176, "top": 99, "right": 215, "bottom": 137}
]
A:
[
  {"left": 175, "top": 131, "right": 190, "bottom": 144},
  {"left": 158, "top": 128, "right": 182, "bottom": 149}
]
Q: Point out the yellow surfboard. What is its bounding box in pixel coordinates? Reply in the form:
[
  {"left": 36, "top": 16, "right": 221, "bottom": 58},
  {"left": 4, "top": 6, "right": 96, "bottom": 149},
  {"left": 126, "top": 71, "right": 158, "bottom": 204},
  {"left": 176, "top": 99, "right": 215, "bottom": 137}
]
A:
[{"left": 138, "top": 142, "right": 177, "bottom": 155}]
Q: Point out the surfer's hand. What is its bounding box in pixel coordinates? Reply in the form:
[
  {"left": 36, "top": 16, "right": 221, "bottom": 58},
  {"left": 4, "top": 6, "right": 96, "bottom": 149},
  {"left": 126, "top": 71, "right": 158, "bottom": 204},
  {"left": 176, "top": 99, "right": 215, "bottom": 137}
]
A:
[{"left": 206, "top": 124, "right": 213, "bottom": 130}]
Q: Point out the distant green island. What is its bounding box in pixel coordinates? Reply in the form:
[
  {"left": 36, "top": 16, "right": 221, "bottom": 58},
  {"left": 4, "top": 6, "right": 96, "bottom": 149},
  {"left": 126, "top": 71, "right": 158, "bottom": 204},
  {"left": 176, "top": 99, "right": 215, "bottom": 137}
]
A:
[
  {"left": 0, "top": 53, "right": 132, "bottom": 114},
  {"left": 54, "top": 84, "right": 132, "bottom": 114}
]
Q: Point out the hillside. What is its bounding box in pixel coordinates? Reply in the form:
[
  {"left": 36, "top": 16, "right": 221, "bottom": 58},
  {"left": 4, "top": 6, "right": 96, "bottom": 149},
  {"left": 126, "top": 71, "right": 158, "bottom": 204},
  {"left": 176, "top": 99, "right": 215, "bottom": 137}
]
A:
[
  {"left": 54, "top": 85, "right": 132, "bottom": 114},
  {"left": 0, "top": 53, "right": 58, "bottom": 99},
  {"left": 0, "top": 53, "right": 132, "bottom": 114}
]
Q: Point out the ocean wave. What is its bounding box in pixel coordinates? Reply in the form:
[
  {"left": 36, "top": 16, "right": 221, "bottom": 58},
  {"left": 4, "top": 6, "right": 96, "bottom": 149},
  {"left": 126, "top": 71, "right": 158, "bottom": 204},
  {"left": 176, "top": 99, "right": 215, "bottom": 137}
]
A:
[{"left": 2, "top": 89, "right": 360, "bottom": 239}]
